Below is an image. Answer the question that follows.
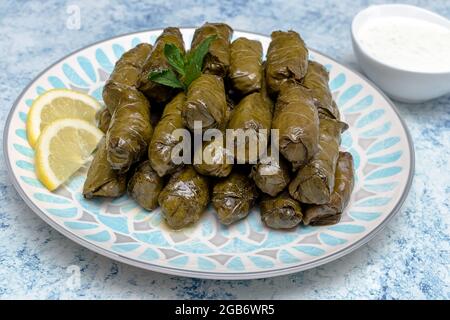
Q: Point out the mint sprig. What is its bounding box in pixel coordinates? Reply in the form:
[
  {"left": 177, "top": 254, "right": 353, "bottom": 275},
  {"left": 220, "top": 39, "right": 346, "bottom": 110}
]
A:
[
  {"left": 164, "top": 43, "right": 185, "bottom": 76},
  {"left": 148, "top": 35, "right": 217, "bottom": 91},
  {"left": 148, "top": 69, "right": 184, "bottom": 89}
]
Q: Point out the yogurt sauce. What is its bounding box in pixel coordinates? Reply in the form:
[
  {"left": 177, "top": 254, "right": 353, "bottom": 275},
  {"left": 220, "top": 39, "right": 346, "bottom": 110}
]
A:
[{"left": 357, "top": 16, "right": 450, "bottom": 73}]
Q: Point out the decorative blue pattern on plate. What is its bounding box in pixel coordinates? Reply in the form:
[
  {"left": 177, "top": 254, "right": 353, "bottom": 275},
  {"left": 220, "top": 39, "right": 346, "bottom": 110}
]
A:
[{"left": 3, "top": 29, "right": 414, "bottom": 280}]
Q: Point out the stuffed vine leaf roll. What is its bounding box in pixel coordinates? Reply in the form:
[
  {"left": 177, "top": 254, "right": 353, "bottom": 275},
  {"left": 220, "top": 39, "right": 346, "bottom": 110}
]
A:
[
  {"left": 302, "top": 61, "right": 340, "bottom": 120},
  {"left": 289, "top": 118, "right": 345, "bottom": 204},
  {"left": 303, "top": 152, "right": 354, "bottom": 225},
  {"left": 158, "top": 166, "right": 209, "bottom": 229},
  {"left": 106, "top": 88, "right": 153, "bottom": 173},
  {"left": 266, "top": 30, "right": 308, "bottom": 95},
  {"left": 149, "top": 93, "right": 186, "bottom": 177},
  {"left": 139, "top": 27, "right": 185, "bottom": 104},
  {"left": 251, "top": 152, "right": 291, "bottom": 197},
  {"left": 260, "top": 191, "right": 303, "bottom": 229},
  {"left": 229, "top": 37, "right": 263, "bottom": 95},
  {"left": 227, "top": 92, "right": 272, "bottom": 163},
  {"left": 191, "top": 22, "right": 233, "bottom": 77},
  {"left": 183, "top": 74, "right": 228, "bottom": 131},
  {"left": 96, "top": 108, "right": 111, "bottom": 133},
  {"left": 271, "top": 82, "right": 319, "bottom": 169},
  {"left": 193, "top": 138, "right": 233, "bottom": 177},
  {"left": 212, "top": 172, "right": 258, "bottom": 225},
  {"left": 103, "top": 43, "right": 152, "bottom": 113},
  {"left": 83, "top": 138, "right": 127, "bottom": 199},
  {"left": 127, "top": 160, "right": 164, "bottom": 210}
]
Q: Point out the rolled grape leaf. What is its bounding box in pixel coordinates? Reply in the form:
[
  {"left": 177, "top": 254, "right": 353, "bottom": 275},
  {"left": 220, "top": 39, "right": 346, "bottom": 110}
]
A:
[
  {"left": 260, "top": 191, "right": 303, "bottom": 229},
  {"left": 212, "top": 171, "right": 258, "bottom": 225},
  {"left": 193, "top": 137, "right": 233, "bottom": 177},
  {"left": 158, "top": 166, "right": 209, "bottom": 230},
  {"left": 302, "top": 60, "right": 340, "bottom": 120},
  {"left": 303, "top": 152, "right": 355, "bottom": 225},
  {"left": 229, "top": 37, "right": 263, "bottom": 95},
  {"left": 289, "top": 118, "right": 346, "bottom": 204},
  {"left": 191, "top": 22, "right": 233, "bottom": 77},
  {"left": 148, "top": 93, "right": 186, "bottom": 177},
  {"left": 271, "top": 82, "right": 319, "bottom": 169},
  {"left": 106, "top": 88, "right": 153, "bottom": 173},
  {"left": 183, "top": 74, "right": 228, "bottom": 131},
  {"left": 83, "top": 138, "right": 127, "bottom": 199},
  {"left": 127, "top": 160, "right": 165, "bottom": 211},
  {"left": 227, "top": 92, "right": 272, "bottom": 164},
  {"left": 103, "top": 43, "right": 152, "bottom": 113},
  {"left": 251, "top": 152, "right": 291, "bottom": 197},
  {"left": 139, "top": 27, "right": 185, "bottom": 104},
  {"left": 266, "top": 30, "right": 308, "bottom": 95}
]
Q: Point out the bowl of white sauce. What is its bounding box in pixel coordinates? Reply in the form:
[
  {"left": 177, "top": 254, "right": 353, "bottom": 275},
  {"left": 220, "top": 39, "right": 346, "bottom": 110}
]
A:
[{"left": 351, "top": 4, "right": 450, "bottom": 103}]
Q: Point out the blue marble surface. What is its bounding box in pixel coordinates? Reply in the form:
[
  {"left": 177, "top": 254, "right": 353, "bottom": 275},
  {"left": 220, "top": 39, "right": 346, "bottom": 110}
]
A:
[{"left": 0, "top": 0, "right": 449, "bottom": 299}]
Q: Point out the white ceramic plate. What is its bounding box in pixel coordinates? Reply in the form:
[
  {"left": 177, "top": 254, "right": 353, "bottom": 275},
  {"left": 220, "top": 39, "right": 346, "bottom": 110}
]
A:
[{"left": 3, "top": 28, "right": 414, "bottom": 279}]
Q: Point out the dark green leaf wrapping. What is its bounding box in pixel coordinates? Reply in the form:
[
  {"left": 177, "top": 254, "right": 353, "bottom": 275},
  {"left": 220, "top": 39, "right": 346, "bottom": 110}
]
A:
[
  {"left": 103, "top": 43, "right": 152, "bottom": 114},
  {"left": 158, "top": 166, "right": 210, "bottom": 230},
  {"left": 302, "top": 61, "right": 340, "bottom": 120},
  {"left": 191, "top": 22, "right": 233, "bottom": 77},
  {"left": 139, "top": 27, "right": 185, "bottom": 103},
  {"left": 127, "top": 160, "right": 165, "bottom": 211},
  {"left": 303, "top": 152, "right": 355, "bottom": 225},
  {"left": 149, "top": 93, "right": 186, "bottom": 177},
  {"left": 227, "top": 92, "right": 272, "bottom": 163},
  {"left": 183, "top": 74, "right": 228, "bottom": 131},
  {"left": 212, "top": 172, "right": 258, "bottom": 225},
  {"left": 251, "top": 153, "right": 291, "bottom": 197},
  {"left": 96, "top": 108, "right": 111, "bottom": 133},
  {"left": 271, "top": 82, "right": 319, "bottom": 169},
  {"left": 106, "top": 88, "right": 153, "bottom": 173},
  {"left": 260, "top": 191, "right": 303, "bottom": 229},
  {"left": 229, "top": 37, "right": 263, "bottom": 95},
  {"left": 289, "top": 118, "right": 345, "bottom": 204},
  {"left": 83, "top": 138, "right": 127, "bottom": 199},
  {"left": 266, "top": 30, "right": 308, "bottom": 95},
  {"left": 193, "top": 137, "right": 233, "bottom": 177}
]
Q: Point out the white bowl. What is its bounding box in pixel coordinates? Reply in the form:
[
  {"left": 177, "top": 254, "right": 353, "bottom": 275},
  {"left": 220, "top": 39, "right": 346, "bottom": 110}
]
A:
[{"left": 351, "top": 4, "right": 450, "bottom": 103}]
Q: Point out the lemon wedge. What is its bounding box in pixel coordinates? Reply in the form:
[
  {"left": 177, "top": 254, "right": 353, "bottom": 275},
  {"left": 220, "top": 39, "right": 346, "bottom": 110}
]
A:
[
  {"left": 35, "top": 119, "right": 104, "bottom": 191},
  {"left": 27, "top": 89, "right": 102, "bottom": 148}
]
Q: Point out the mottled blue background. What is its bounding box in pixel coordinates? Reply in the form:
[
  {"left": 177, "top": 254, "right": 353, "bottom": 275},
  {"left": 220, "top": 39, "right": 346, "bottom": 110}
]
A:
[{"left": 0, "top": 0, "right": 449, "bottom": 299}]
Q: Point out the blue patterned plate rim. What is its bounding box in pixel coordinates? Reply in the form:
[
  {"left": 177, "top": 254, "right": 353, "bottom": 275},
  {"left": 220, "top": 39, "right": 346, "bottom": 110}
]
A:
[{"left": 3, "top": 28, "right": 415, "bottom": 280}]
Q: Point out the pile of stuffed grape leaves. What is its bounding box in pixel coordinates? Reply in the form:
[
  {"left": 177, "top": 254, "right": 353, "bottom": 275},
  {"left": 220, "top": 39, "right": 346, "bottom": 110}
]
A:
[{"left": 83, "top": 24, "right": 355, "bottom": 231}]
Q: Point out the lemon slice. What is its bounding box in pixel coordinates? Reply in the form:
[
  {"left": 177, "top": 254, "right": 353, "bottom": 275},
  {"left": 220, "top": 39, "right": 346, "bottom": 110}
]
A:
[
  {"left": 35, "top": 119, "right": 104, "bottom": 191},
  {"left": 27, "top": 89, "right": 102, "bottom": 148}
]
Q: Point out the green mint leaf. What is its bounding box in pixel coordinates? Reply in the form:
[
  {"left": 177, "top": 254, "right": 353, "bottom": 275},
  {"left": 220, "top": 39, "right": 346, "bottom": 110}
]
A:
[
  {"left": 190, "top": 35, "right": 217, "bottom": 69},
  {"left": 148, "top": 69, "right": 185, "bottom": 89},
  {"left": 183, "top": 35, "right": 217, "bottom": 87},
  {"left": 164, "top": 43, "right": 185, "bottom": 76},
  {"left": 183, "top": 62, "right": 202, "bottom": 88}
]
